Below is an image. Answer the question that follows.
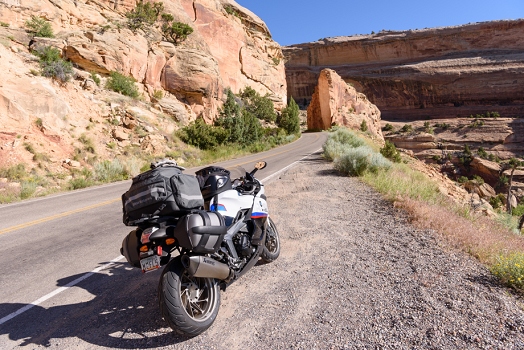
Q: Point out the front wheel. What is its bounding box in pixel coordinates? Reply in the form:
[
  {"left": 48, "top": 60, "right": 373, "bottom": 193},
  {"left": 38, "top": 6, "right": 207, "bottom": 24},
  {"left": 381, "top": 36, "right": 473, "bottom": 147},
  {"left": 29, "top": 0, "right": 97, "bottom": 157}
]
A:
[
  {"left": 260, "top": 218, "right": 280, "bottom": 263},
  {"left": 158, "top": 257, "right": 220, "bottom": 337}
]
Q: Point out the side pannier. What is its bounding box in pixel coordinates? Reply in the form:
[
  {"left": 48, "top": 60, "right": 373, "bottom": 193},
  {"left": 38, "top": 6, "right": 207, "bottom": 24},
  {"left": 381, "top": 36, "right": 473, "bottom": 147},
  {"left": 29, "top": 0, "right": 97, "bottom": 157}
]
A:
[
  {"left": 172, "top": 210, "right": 226, "bottom": 254},
  {"left": 122, "top": 160, "right": 204, "bottom": 226}
]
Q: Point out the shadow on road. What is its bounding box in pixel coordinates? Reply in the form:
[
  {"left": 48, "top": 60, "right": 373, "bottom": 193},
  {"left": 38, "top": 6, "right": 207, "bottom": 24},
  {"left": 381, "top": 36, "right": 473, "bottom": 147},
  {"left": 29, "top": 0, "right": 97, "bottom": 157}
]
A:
[{"left": 0, "top": 262, "right": 188, "bottom": 348}]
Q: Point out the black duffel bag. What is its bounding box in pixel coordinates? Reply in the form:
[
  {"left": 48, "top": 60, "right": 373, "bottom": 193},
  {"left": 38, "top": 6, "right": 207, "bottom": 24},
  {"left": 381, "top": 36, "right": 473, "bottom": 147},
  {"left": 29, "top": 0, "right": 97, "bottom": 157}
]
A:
[{"left": 122, "top": 160, "right": 204, "bottom": 226}]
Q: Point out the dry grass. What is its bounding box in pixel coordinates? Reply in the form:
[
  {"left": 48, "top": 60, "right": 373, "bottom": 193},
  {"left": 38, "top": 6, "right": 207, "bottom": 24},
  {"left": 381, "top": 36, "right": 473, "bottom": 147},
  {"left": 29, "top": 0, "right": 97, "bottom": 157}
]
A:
[{"left": 397, "top": 197, "right": 524, "bottom": 265}]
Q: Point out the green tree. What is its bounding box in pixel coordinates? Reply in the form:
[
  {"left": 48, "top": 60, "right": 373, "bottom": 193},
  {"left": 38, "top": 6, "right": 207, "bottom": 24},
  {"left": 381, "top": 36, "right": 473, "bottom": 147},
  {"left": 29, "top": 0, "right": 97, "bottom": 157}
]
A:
[
  {"left": 161, "top": 20, "right": 193, "bottom": 44},
  {"left": 25, "top": 16, "right": 54, "bottom": 38},
  {"left": 278, "top": 97, "right": 300, "bottom": 134},
  {"left": 240, "top": 87, "right": 277, "bottom": 122},
  {"left": 125, "top": 0, "right": 164, "bottom": 32}
]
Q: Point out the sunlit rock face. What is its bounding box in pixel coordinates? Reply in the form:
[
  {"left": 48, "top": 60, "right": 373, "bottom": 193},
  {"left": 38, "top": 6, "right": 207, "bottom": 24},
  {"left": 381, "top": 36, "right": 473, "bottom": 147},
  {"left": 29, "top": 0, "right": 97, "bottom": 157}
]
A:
[{"left": 284, "top": 20, "right": 524, "bottom": 120}]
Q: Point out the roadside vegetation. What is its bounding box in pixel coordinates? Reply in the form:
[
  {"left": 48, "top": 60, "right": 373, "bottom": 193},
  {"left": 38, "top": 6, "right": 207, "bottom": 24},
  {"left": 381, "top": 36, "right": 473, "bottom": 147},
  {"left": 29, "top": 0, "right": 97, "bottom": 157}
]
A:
[
  {"left": 323, "top": 127, "right": 524, "bottom": 293},
  {"left": 178, "top": 88, "right": 300, "bottom": 153}
]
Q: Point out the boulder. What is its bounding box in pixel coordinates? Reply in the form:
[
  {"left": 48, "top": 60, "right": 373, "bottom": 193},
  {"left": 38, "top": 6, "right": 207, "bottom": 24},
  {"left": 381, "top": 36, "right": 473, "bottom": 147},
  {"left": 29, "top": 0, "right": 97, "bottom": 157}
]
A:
[{"left": 307, "top": 69, "right": 383, "bottom": 140}]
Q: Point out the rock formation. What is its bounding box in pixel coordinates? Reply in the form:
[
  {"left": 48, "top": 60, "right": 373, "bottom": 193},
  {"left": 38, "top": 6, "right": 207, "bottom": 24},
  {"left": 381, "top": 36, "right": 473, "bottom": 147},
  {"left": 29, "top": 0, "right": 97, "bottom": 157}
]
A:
[
  {"left": 0, "top": 0, "right": 286, "bottom": 170},
  {"left": 284, "top": 20, "right": 524, "bottom": 121},
  {"left": 307, "top": 69, "right": 383, "bottom": 140}
]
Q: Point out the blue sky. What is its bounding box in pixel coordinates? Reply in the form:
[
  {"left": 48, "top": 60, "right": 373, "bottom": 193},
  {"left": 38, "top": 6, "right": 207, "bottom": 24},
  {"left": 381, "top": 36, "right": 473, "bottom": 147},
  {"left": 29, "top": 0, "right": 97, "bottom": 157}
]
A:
[{"left": 235, "top": 0, "right": 524, "bottom": 46}]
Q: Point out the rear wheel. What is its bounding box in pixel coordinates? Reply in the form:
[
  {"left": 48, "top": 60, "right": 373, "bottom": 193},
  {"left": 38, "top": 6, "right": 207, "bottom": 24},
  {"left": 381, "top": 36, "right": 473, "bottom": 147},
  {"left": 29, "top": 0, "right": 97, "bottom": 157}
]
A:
[
  {"left": 158, "top": 257, "right": 220, "bottom": 337},
  {"left": 261, "top": 218, "right": 280, "bottom": 263}
]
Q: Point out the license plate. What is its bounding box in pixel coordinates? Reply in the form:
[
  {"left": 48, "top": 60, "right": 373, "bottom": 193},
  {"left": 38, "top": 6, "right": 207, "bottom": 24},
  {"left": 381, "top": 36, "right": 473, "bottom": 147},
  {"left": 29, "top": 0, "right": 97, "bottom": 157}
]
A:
[{"left": 140, "top": 255, "right": 161, "bottom": 273}]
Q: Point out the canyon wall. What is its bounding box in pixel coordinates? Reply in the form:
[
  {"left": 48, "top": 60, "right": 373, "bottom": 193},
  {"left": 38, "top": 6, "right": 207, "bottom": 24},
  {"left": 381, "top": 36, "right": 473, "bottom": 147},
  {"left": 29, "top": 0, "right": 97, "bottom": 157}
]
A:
[
  {"left": 0, "top": 0, "right": 286, "bottom": 169},
  {"left": 284, "top": 20, "right": 524, "bottom": 121}
]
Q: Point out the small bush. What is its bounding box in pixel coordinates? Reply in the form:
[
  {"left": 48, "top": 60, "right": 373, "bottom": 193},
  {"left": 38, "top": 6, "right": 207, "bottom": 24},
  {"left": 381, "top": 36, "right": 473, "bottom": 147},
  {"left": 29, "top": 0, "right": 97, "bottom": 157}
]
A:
[
  {"left": 153, "top": 89, "right": 164, "bottom": 100},
  {"left": 0, "top": 21, "right": 9, "bottom": 27},
  {"left": 68, "top": 177, "right": 94, "bottom": 190},
  {"left": 380, "top": 140, "right": 401, "bottom": 163},
  {"left": 25, "top": 15, "right": 54, "bottom": 38},
  {"left": 90, "top": 72, "right": 101, "bottom": 86},
  {"left": 106, "top": 71, "right": 139, "bottom": 98},
  {"left": 360, "top": 120, "right": 368, "bottom": 132},
  {"left": 400, "top": 124, "right": 413, "bottom": 133},
  {"left": 477, "top": 147, "right": 488, "bottom": 159},
  {"left": 94, "top": 159, "right": 129, "bottom": 182},
  {"left": 0, "top": 164, "right": 26, "bottom": 180},
  {"left": 334, "top": 146, "right": 391, "bottom": 176},
  {"left": 178, "top": 119, "right": 228, "bottom": 150},
  {"left": 382, "top": 123, "right": 394, "bottom": 132},
  {"left": 33, "top": 46, "right": 73, "bottom": 83},
  {"left": 490, "top": 252, "right": 524, "bottom": 290},
  {"left": 79, "top": 134, "right": 96, "bottom": 154}
]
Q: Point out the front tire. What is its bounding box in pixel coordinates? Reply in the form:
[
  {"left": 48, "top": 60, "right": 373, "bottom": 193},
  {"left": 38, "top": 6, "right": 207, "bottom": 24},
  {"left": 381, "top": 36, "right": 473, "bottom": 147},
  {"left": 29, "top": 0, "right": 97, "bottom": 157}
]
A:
[
  {"left": 158, "top": 257, "right": 220, "bottom": 337},
  {"left": 261, "top": 218, "right": 280, "bottom": 263}
]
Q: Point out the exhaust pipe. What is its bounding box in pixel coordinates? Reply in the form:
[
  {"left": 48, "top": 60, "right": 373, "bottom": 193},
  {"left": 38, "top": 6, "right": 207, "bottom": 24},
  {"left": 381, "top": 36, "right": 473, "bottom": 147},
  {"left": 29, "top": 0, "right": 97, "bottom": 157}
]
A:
[{"left": 181, "top": 255, "right": 233, "bottom": 280}]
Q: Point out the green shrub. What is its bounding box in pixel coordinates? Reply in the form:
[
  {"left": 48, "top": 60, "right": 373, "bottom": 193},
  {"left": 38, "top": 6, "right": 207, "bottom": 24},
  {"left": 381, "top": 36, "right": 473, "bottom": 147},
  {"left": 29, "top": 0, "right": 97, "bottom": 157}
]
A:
[
  {"left": 360, "top": 120, "right": 368, "bottom": 132},
  {"left": 334, "top": 146, "right": 391, "bottom": 176},
  {"left": 457, "top": 176, "right": 469, "bottom": 184},
  {"left": 79, "top": 134, "right": 96, "bottom": 153},
  {"left": 25, "top": 15, "right": 54, "bottom": 38},
  {"left": 490, "top": 193, "right": 506, "bottom": 209},
  {"left": 400, "top": 124, "right": 413, "bottom": 133},
  {"left": 0, "top": 21, "right": 9, "bottom": 27},
  {"left": 94, "top": 159, "right": 129, "bottom": 182},
  {"left": 125, "top": 0, "right": 164, "bottom": 32},
  {"left": 106, "top": 71, "right": 139, "bottom": 98},
  {"left": 490, "top": 252, "right": 524, "bottom": 290},
  {"left": 477, "top": 147, "right": 488, "bottom": 159},
  {"left": 68, "top": 177, "right": 94, "bottom": 190},
  {"left": 382, "top": 123, "right": 394, "bottom": 132},
  {"left": 33, "top": 46, "right": 73, "bottom": 83},
  {"left": 162, "top": 21, "right": 193, "bottom": 44},
  {"left": 380, "top": 140, "right": 401, "bottom": 163},
  {"left": 178, "top": 118, "right": 228, "bottom": 150},
  {"left": 90, "top": 72, "right": 101, "bottom": 86},
  {"left": 153, "top": 89, "right": 164, "bottom": 100},
  {"left": 512, "top": 204, "right": 524, "bottom": 217},
  {"left": 0, "top": 164, "right": 26, "bottom": 180},
  {"left": 278, "top": 97, "right": 300, "bottom": 135}
]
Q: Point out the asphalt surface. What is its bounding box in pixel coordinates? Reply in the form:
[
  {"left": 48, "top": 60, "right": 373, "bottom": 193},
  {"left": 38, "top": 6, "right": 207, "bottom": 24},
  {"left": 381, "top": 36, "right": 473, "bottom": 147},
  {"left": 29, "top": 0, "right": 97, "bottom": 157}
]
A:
[{"left": 0, "top": 132, "right": 327, "bottom": 348}]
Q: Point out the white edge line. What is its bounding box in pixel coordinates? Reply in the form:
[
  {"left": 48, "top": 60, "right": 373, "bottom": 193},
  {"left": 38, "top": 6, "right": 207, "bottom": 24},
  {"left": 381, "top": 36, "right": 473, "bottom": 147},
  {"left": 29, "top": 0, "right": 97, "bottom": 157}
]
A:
[
  {"left": 261, "top": 148, "right": 323, "bottom": 183},
  {"left": 0, "top": 255, "right": 125, "bottom": 326}
]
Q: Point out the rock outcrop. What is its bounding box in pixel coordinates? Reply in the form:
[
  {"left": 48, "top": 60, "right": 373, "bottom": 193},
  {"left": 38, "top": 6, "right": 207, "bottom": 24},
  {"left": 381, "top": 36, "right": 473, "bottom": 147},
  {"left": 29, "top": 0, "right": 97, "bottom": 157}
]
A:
[
  {"left": 0, "top": 0, "right": 286, "bottom": 170},
  {"left": 284, "top": 20, "right": 524, "bottom": 121},
  {"left": 307, "top": 69, "right": 383, "bottom": 140}
]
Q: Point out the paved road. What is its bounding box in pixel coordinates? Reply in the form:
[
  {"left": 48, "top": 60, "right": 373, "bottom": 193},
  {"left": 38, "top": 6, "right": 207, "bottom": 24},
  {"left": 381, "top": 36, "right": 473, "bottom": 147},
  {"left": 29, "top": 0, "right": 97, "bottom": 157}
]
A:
[{"left": 0, "top": 132, "right": 327, "bottom": 348}]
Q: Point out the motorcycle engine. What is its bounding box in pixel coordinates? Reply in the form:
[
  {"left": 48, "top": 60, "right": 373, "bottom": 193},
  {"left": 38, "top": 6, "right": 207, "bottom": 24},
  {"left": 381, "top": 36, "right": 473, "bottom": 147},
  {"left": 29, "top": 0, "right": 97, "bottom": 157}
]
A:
[{"left": 234, "top": 234, "right": 253, "bottom": 257}]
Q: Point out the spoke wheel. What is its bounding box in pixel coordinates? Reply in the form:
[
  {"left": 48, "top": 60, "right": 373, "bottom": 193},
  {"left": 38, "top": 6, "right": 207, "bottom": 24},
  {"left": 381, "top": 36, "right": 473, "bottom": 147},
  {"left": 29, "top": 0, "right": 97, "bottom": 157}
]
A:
[
  {"left": 159, "top": 257, "right": 220, "bottom": 337},
  {"left": 261, "top": 218, "right": 280, "bottom": 263}
]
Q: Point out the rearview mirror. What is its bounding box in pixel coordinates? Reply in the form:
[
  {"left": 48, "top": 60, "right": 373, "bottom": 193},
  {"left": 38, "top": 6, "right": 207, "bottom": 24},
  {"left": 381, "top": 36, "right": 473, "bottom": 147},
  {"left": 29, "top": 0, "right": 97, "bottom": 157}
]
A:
[{"left": 254, "top": 161, "right": 267, "bottom": 170}]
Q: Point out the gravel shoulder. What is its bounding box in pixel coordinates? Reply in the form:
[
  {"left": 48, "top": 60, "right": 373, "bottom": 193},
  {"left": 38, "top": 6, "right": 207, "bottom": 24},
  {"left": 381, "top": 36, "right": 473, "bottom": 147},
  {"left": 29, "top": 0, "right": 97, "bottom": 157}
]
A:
[
  {"left": 182, "top": 153, "right": 524, "bottom": 349},
  {"left": 3, "top": 153, "right": 524, "bottom": 349}
]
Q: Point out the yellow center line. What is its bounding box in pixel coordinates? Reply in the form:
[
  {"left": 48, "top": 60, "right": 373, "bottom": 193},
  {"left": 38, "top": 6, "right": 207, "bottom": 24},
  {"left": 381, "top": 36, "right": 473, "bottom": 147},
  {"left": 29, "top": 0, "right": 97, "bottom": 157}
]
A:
[
  {"left": 227, "top": 134, "right": 321, "bottom": 168},
  {"left": 0, "top": 198, "right": 121, "bottom": 235}
]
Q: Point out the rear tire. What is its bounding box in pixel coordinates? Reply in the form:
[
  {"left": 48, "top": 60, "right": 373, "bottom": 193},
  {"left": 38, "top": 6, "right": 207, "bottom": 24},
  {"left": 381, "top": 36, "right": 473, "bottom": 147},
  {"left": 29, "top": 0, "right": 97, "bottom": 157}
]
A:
[
  {"left": 261, "top": 218, "right": 280, "bottom": 263},
  {"left": 158, "top": 257, "right": 220, "bottom": 337}
]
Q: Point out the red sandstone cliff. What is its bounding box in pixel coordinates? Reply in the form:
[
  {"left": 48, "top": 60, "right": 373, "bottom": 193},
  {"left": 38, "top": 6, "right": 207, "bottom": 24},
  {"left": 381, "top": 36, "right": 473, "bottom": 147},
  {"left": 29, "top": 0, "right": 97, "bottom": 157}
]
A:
[
  {"left": 284, "top": 20, "right": 524, "bottom": 121},
  {"left": 0, "top": 0, "right": 286, "bottom": 170},
  {"left": 307, "top": 69, "right": 383, "bottom": 140}
]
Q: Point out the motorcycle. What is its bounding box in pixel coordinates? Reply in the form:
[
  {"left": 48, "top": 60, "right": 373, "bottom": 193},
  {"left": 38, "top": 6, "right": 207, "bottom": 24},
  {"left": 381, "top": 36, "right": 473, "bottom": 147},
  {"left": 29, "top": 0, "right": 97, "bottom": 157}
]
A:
[{"left": 121, "top": 161, "right": 280, "bottom": 337}]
